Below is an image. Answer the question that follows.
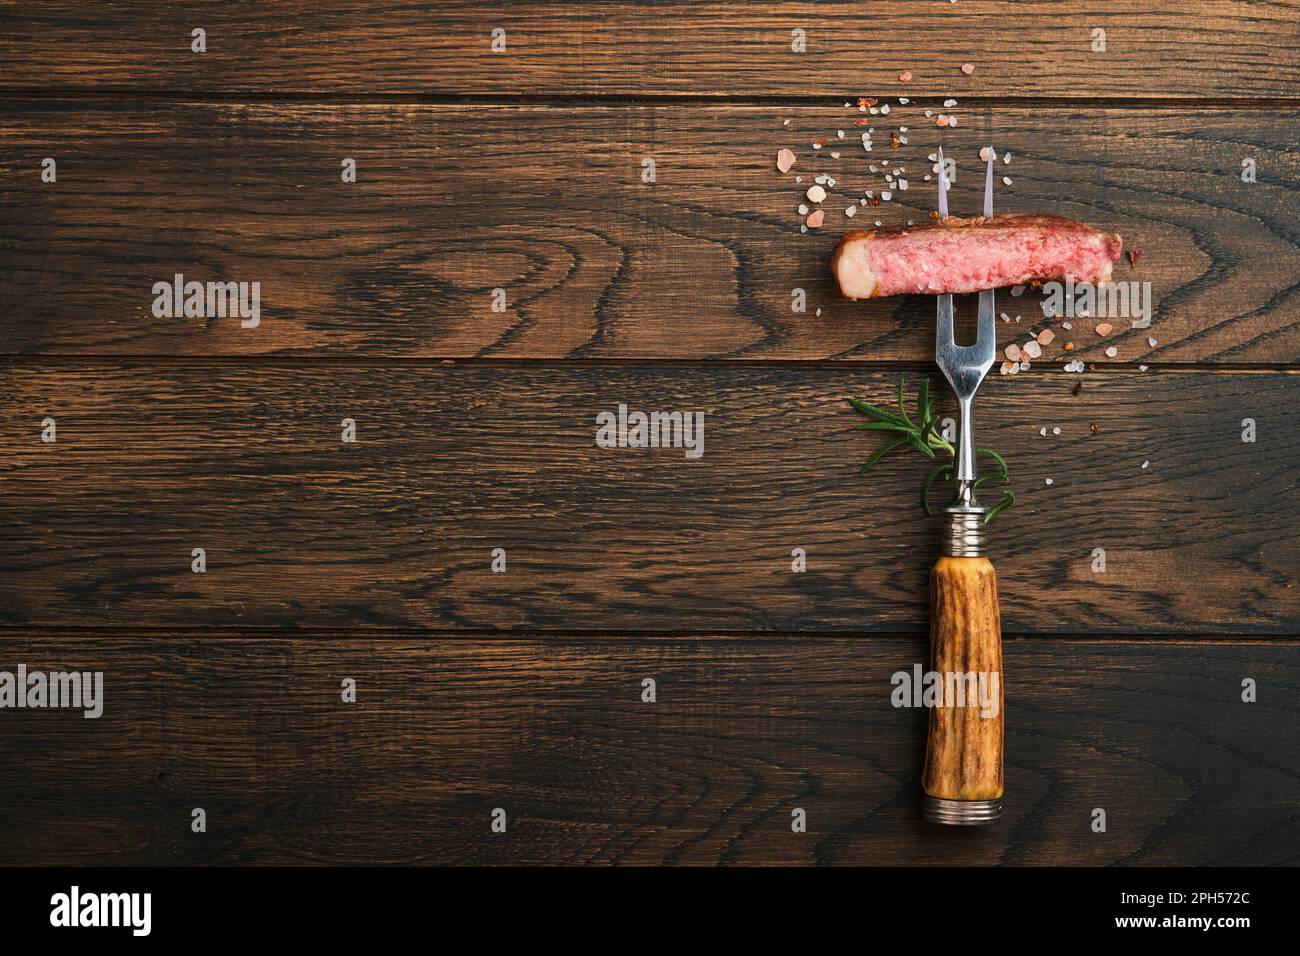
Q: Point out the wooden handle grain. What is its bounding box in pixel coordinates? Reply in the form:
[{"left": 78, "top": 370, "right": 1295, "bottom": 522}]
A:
[{"left": 923, "top": 556, "right": 1004, "bottom": 802}]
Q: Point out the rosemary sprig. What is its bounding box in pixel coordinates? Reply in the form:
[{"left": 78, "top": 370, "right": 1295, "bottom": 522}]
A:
[{"left": 850, "top": 377, "right": 1015, "bottom": 522}]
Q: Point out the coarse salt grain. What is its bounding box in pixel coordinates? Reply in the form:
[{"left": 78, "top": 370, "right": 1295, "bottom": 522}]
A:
[
  {"left": 798, "top": 203, "right": 809, "bottom": 215},
  {"left": 1037, "top": 329, "right": 1055, "bottom": 345},
  {"left": 1105, "top": 346, "right": 1118, "bottom": 357},
  {"left": 944, "top": 99, "right": 957, "bottom": 107},
  {"left": 1052, "top": 427, "right": 1061, "bottom": 435},
  {"left": 1002, "top": 176, "right": 1011, "bottom": 186},
  {"left": 1044, "top": 478, "right": 1053, "bottom": 485},
  {"left": 961, "top": 63, "right": 975, "bottom": 75},
  {"left": 1095, "top": 322, "right": 1113, "bottom": 336},
  {"left": 845, "top": 205, "right": 857, "bottom": 217},
  {"left": 899, "top": 71, "right": 913, "bottom": 82},
  {"left": 806, "top": 185, "right": 827, "bottom": 203},
  {"left": 1148, "top": 337, "right": 1158, "bottom": 347},
  {"left": 1022, "top": 340, "right": 1043, "bottom": 359},
  {"left": 979, "top": 146, "right": 994, "bottom": 162},
  {"left": 1005, "top": 344, "right": 1022, "bottom": 361},
  {"left": 806, "top": 209, "right": 824, "bottom": 228},
  {"left": 1141, "top": 460, "right": 1150, "bottom": 469}
]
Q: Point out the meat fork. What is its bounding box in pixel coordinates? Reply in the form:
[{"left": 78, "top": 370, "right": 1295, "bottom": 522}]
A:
[{"left": 922, "top": 149, "right": 1005, "bottom": 825}]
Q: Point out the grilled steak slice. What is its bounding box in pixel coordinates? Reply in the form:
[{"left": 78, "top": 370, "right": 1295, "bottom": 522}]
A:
[{"left": 832, "top": 214, "right": 1123, "bottom": 298}]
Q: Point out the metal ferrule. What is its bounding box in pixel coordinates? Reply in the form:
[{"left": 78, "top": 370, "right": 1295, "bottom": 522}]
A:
[
  {"left": 923, "top": 796, "right": 1003, "bottom": 825},
  {"left": 941, "top": 506, "right": 988, "bottom": 557}
]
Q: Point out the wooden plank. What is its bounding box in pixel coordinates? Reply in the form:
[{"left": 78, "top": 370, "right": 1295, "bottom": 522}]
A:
[
  {"left": 2, "top": 364, "right": 1295, "bottom": 634},
  {"left": 1, "top": 634, "right": 1296, "bottom": 865},
  {"left": 3, "top": 103, "right": 1297, "bottom": 363},
  {"left": 1, "top": 2, "right": 1298, "bottom": 98}
]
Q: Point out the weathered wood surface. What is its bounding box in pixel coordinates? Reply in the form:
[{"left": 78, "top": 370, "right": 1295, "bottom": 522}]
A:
[
  {"left": 3, "top": 104, "right": 1297, "bottom": 363},
  {"left": 2, "top": 364, "right": 1295, "bottom": 634},
  {"left": 1, "top": 634, "right": 1295, "bottom": 865},
  {"left": 1, "top": 2, "right": 1297, "bottom": 98}
]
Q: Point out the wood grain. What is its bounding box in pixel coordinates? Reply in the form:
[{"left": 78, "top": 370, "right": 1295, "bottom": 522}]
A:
[
  {"left": 2, "top": 364, "right": 1295, "bottom": 635},
  {"left": 924, "top": 557, "right": 1004, "bottom": 802},
  {"left": 2, "top": 103, "right": 1298, "bottom": 363},
  {"left": 1, "top": 2, "right": 1297, "bottom": 98},
  {"left": 1, "top": 634, "right": 1295, "bottom": 865}
]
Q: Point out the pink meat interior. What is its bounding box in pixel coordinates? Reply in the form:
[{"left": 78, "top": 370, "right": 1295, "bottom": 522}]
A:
[{"left": 869, "top": 223, "right": 1118, "bottom": 296}]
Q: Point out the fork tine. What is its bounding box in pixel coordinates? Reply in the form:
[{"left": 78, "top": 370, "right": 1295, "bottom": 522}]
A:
[
  {"left": 983, "top": 152, "right": 994, "bottom": 219},
  {"left": 936, "top": 293, "right": 955, "bottom": 351},
  {"left": 975, "top": 289, "right": 996, "bottom": 359},
  {"left": 937, "top": 146, "right": 949, "bottom": 218}
]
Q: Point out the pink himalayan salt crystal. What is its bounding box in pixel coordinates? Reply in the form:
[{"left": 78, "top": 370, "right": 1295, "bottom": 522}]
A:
[
  {"left": 806, "top": 208, "right": 825, "bottom": 228},
  {"left": 777, "top": 148, "right": 796, "bottom": 173}
]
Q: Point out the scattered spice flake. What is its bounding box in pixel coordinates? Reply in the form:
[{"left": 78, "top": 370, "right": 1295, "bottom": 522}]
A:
[
  {"left": 1037, "top": 328, "right": 1056, "bottom": 346},
  {"left": 857, "top": 97, "right": 878, "bottom": 109},
  {"left": 1128, "top": 249, "right": 1142, "bottom": 266},
  {"left": 1089, "top": 422, "right": 1098, "bottom": 434},
  {"left": 929, "top": 210, "right": 941, "bottom": 220},
  {"left": 936, "top": 115, "right": 950, "bottom": 127},
  {"left": 961, "top": 62, "right": 975, "bottom": 75},
  {"left": 776, "top": 148, "right": 796, "bottom": 173},
  {"left": 1095, "top": 322, "right": 1113, "bottom": 336},
  {"left": 1064, "top": 341, "right": 1074, "bottom": 350},
  {"left": 1073, "top": 381, "right": 1084, "bottom": 396},
  {"left": 854, "top": 118, "right": 871, "bottom": 126},
  {"left": 899, "top": 71, "right": 913, "bottom": 82},
  {"left": 806, "top": 208, "right": 824, "bottom": 228}
]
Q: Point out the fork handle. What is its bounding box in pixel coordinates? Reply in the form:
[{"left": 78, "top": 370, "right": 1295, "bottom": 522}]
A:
[{"left": 922, "top": 515, "right": 1004, "bottom": 825}]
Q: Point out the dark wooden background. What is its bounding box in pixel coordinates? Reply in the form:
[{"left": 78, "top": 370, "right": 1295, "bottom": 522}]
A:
[{"left": 1, "top": 1, "right": 1298, "bottom": 865}]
